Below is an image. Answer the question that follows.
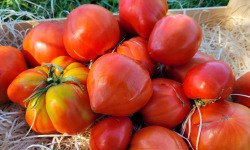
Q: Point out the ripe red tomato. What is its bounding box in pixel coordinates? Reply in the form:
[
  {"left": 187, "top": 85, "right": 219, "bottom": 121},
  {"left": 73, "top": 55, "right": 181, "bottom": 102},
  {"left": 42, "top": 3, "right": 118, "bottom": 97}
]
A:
[
  {"left": 90, "top": 117, "right": 133, "bottom": 150},
  {"left": 148, "top": 14, "right": 202, "bottom": 65},
  {"left": 183, "top": 60, "right": 235, "bottom": 103},
  {"left": 119, "top": 0, "right": 168, "bottom": 38},
  {"left": 23, "top": 22, "right": 68, "bottom": 67},
  {"left": 117, "top": 36, "right": 157, "bottom": 76},
  {"left": 129, "top": 126, "right": 189, "bottom": 150},
  {"left": 184, "top": 101, "right": 250, "bottom": 150},
  {"left": 166, "top": 51, "right": 214, "bottom": 83},
  {"left": 232, "top": 72, "right": 250, "bottom": 108},
  {"left": 63, "top": 4, "right": 120, "bottom": 61},
  {"left": 87, "top": 53, "right": 153, "bottom": 116},
  {"left": 0, "top": 46, "right": 27, "bottom": 104},
  {"left": 140, "top": 78, "right": 190, "bottom": 129}
]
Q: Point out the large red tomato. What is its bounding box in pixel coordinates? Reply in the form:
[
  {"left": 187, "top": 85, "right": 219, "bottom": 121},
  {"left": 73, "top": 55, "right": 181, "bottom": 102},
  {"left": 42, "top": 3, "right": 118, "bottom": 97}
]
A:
[
  {"left": 140, "top": 78, "right": 190, "bottom": 129},
  {"left": 129, "top": 126, "right": 189, "bottom": 150},
  {"left": 90, "top": 117, "right": 133, "bottom": 150},
  {"left": 119, "top": 0, "right": 168, "bottom": 38},
  {"left": 23, "top": 22, "right": 68, "bottom": 67},
  {"left": 183, "top": 60, "right": 235, "bottom": 103},
  {"left": 117, "top": 36, "right": 156, "bottom": 76},
  {"left": 232, "top": 72, "right": 250, "bottom": 108},
  {"left": 166, "top": 51, "right": 214, "bottom": 83},
  {"left": 0, "top": 46, "right": 27, "bottom": 104},
  {"left": 184, "top": 101, "right": 250, "bottom": 150},
  {"left": 87, "top": 53, "right": 153, "bottom": 116},
  {"left": 63, "top": 4, "right": 120, "bottom": 61},
  {"left": 148, "top": 14, "right": 202, "bottom": 65}
]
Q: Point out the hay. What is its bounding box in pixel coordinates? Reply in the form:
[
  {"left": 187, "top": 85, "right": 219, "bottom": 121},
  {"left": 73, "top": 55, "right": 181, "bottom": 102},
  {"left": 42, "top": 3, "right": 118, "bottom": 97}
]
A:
[{"left": 0, "top": 2, "right": 250, "bottom": 150}]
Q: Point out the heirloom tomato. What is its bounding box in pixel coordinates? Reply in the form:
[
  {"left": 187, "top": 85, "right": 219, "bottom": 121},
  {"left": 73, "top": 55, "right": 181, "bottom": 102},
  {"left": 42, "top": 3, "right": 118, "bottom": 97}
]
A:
[
  {"left": 7, "top": 56, "right": 96, "bottom": 134},
  {"left": 119, "top": 0, "right": 168, "bottom": 38},
  {"left": 129, "top": 126, "right": 189, "bottom": 150},
  {"left": 23, "top": 22, "right": 68, "bottom": 67},
  {"left": 0, "top": 46, "right": 27, "bottom": 104},
  {"left": 148, "top": 14, "right": 202, "bottom": 65},
  {"left": 140, "top": 78, "right": 190, "bottom": 129},
  {"left": 184, "top": 101, "right": 250, "bottom": 150},
  {"left": 87, "top": 53, "right": 153, "bottom": 116},
  {"left": 117, "top": 36, "right": 156, "bottom": 76},
  {"left": 90, "top": 117, "right": 133, "bottom": 150},
  {"left": 63, "top": 4, "right": 120, "bottom": 61}
]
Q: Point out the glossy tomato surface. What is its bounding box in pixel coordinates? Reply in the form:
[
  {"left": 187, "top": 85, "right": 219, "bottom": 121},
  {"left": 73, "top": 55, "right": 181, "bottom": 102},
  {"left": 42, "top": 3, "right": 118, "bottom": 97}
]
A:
[
  {"left": 140, "top": 78, "right": 190, "bottom": 129},
  {"left": 87, "top": 53, "right": 153, "bottom": 116},
  {"left": 184, "top": 101, "right": 250, "bottom": 150},
  {"left": 90, "top": 117, "right": 133, "bottom": 150},
  {"left": 23, "top": 22, "right": 68, "bottom": 67},
  {"left": 129, "top": 126, "right": 189, "bottom": 150},
  {"left": 63, "top": 4, "right": 120, "bottom": 61},
  {"left": 117, "top": 36, "right": 156, "bottom": 76},
  {"left": 183, "top": 60, "right": 235, "bottom": 102},
  {"left": 148, "top": 14, "right": 202, "bottom": 65},
  {"left": 0, "top": 46, "right": 27, "bottom": 104},
  {"left": 166, "top": 51, "right": 214, "bottom": 83},
  {"left": 232, "top": 72, "right": 250, "bottom": 108},
  {"left": 119, "top": 0, "right": 168, "bottom": 38}
]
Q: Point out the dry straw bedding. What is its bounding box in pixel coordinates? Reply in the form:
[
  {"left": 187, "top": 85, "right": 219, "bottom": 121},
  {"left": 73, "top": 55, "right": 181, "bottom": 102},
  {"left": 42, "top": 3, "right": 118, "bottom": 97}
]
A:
[{"left": 0, "top": 2, "right": 249, "bottom": 150}]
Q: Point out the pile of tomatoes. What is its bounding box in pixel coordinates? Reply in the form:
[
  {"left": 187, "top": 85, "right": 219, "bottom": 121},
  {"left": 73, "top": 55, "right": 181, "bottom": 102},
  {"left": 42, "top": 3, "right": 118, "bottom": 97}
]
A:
[{"left": 0, "top": 0, "right": 249, "bottom": 149}]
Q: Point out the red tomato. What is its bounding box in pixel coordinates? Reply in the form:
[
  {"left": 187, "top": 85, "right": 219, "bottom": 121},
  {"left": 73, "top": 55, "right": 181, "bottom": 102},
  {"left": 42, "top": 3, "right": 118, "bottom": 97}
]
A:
[
  {"left": 140, "top": 78, "right": 190, "bottom": 129},
  {"left": 90, "top": 117, "right": 133, "bottom": 150},
  {"left": 87, "top": 53, "right": 153, "bottom": 116},
  {"left": 232, "top": 72, "right": 250, "bottom": 108},
  {"left": 119, "top": 0, "right": 168, "bottom": 38},
  {"left": 129, "top": 126, "right": 189, "bottom": 150},
  {"left": 117, "top": 36, "right": 157, "bottom": 76},
  {"left": 0, "top": 46, "right": 27, "bottom": 104},
  {"left": 183, "top": 60, "right": 235, "bottom": 102},
  {"left": 63, "top": 4, "right": 120, "bottom": 61},
  {"left": 166, "top": 51, "right": 214, "bottom": 83},
  {"left": 184, "top": 101, "right": 250, "bottom": 150},
  {"left": 148, "top": 14, "right": 202, "bottom": 65},
  {"left": 23, "top": 22, "right": 68, "bottom": 67}
]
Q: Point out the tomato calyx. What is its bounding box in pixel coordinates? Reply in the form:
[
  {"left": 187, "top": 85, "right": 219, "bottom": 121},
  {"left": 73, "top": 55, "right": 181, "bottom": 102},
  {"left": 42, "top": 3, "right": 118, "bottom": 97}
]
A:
[
  {"left": 194, "top": 99, "right": 217, "bottom": 108},
  {"left": 23, "top": 63, "right": 84, "bottom": 108}
]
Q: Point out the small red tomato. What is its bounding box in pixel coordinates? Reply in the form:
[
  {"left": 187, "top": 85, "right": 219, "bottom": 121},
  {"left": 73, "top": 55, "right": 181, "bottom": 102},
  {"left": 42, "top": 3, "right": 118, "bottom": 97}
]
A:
[
  {"left": 129, "top": 126, "right": 189, "bottom": 150},
  {"left": 90, "top": 117, "right": 133, "bottom": 150},
  {"left": 232, "top": 72, "right": 250, "bottom": 108},
  {"left": 87, "top": 53, "right": 153, "bottom": 116},
  {"left": 148, "top": 14, "right": 202, "bottom": 65},
  {"left": 119, "top": 0, "right": 168, "bottom": 38},
  {"left": 0, "top": 46, "right": 27, "bottom": 104},
  {"left": 166, "top": 51, "right": 214, "bottom": 83},
  {"left": 140, "top": 78, "right": 190, "bottom": 129},
  {"left": 183, "top": 60, "right": 235, "bottom": 103},
  {"left": 23, "top": 22, "right": 68, "bottom": 67},
  {"left": 63, "top": 4, "right": 120, "bottom": 61},
  {"left": 117, "top": 36, "right": 157, "bottom": 76}
]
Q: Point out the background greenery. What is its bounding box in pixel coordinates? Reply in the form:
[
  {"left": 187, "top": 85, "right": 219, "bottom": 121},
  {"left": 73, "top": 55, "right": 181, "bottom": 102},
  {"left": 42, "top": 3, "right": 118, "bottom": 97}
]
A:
[{"left": 0, "top": 0, "right": 229, "bottom": 20}]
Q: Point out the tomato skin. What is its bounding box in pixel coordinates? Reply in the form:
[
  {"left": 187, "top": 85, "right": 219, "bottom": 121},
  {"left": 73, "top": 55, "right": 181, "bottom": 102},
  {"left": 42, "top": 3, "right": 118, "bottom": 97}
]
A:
[
  {"left": 129, "top": 126, "right": 189, "bottom": 150},
  {"left": 23, "top": 22, "right": 68, "bottom": 67},
  {"left": 90, "top": 117, "right": 133, "bottom": 150},
  {"left": 117, "top": 36, "right": 156, "bottom": 76},
  {"left": 119, "top": 0, "right": 168, "bottom": 38},
  {"left": 184, "top": 101, "right": 250, "bottom": 150},
  {"left": 0, "top": 46, "right": 27, "bottom": 104},
  {"left": 166, "top": 51, "right": 214, "bottom": 83},
  {"left": 148, "top": 14, "right": 202, "bottom": 65},
  {"left": 140, "top": 78, "right": 190, "bottom": 129},
  {"left": 183, "top": 60, "right": 235, "bottom": 101},
  {"left": 232, "top": 72, "right": 250, "bottom": 108},
  {"left": 63, "top": 4, "right": 120, "bottom": 61},
  {"left": 87, "top": 53, "right": 153, "bottom": 116}
]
